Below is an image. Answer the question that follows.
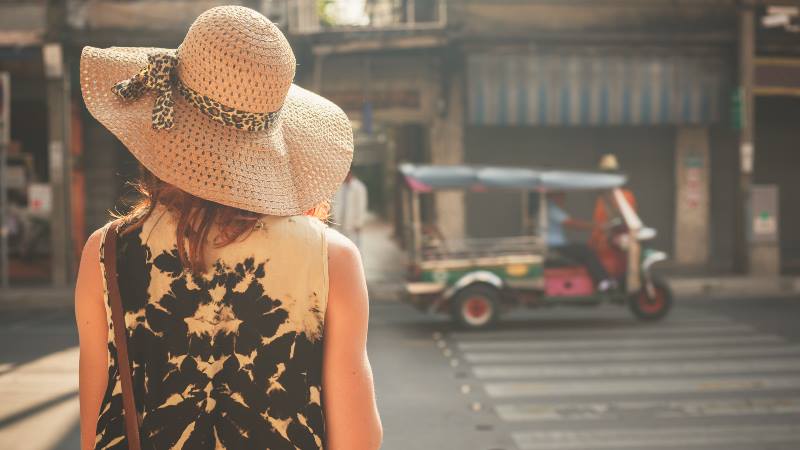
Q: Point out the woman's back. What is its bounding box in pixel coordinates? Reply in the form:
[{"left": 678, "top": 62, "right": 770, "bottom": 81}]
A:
[
  {"left": 77, "top": 6, "right": 381, "bottom": 449},
  {"left": 94, "top": 205, "right": 328, "bottom": 449}
]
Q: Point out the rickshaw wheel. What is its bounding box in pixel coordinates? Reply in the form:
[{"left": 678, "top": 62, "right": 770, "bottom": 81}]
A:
[
  {"left": 452, "top": 285, "right": 499, "bottom": 329},
  {"left": 629, "top": 277, "right": 673, "bottom": 322}
]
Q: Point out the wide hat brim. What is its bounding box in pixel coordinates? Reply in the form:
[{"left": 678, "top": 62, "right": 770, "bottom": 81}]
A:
[{"left": 81, "top": 46, "right": 353, "bottom": 216}]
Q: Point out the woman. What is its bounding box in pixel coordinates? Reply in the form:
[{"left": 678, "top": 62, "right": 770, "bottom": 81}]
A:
[{"left": 74, "top": 6, "right": 382, "bottom": 450}]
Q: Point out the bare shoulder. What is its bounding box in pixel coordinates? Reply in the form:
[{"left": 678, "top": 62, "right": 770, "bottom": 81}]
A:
[
  {"left": 324, "top": 227, "right": 368, "bottom": 309},
  {"left": 325, "top": 227, "right": 362, "bottom": 267},
  {"left": 74, "top": 225, "right": 108, "bottom": 305},
  {"left": 82, "top": 225, "right": 107, "bottom": 259}
]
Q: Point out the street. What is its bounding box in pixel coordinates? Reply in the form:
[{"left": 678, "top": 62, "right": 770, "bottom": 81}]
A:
[{"left": 1, "top": 296, "right": 799, "bottom": 449}]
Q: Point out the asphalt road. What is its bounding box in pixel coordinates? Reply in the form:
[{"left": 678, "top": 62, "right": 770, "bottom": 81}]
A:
[
  {"left": 1, "top": 296, "right": 799, "bottom": 450},
  {"left": 371, "top": 296, "right": 800, "bottom": 450}
]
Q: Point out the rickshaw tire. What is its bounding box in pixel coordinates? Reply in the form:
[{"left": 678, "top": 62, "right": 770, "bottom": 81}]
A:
[
  {"left": 629, "top": 277, "right": 673, "bottom": 322},
  {"left": 451, "top": 284, "right": 500, "bottom": 330}
]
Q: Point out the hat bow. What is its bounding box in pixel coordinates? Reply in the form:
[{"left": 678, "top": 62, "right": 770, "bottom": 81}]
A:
[{"left": 111, "top": 51, "right": 178, "bottom": 130}]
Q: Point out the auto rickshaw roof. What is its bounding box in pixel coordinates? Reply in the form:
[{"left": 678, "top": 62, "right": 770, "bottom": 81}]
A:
[{"left": 399, "top": 164, "right": 627, "bottom": 192}]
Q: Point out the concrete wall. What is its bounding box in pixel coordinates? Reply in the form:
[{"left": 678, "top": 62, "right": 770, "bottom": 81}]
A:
[
  {"left": 674, "top": 127, "right": 711, "bottom": 267},
  {"left": 708, "top": 126, "right": 739, "bottom": 272},
  {"left": 453, "top": 1, "right": 736, "bottom": 38}
]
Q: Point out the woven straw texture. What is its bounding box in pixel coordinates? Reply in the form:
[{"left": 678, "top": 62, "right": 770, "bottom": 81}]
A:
[{"left": 80, "top": 6, "right": 353, "bottom": 216}]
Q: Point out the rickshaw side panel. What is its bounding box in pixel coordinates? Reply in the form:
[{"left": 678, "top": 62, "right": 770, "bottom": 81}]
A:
[{"left": 405, "top": 260, "right": 545, "bottom": 313}]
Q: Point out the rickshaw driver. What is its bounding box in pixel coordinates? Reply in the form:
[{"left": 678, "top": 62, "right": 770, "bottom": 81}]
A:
[
  {"left": 590, "top": 154, "right": 638, "bottom": 269},
  {"left": 547, "top": 192, "right": 617, "bottom": 292}
]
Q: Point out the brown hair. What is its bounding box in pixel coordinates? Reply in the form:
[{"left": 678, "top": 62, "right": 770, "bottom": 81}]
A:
[{"left": 116, "top": 165, "right": 329, "bottom": 274}]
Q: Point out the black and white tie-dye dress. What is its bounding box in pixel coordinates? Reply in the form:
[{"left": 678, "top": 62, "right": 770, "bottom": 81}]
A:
[{"left": 94, "top": 204, "right": 329, "bottom": 449}]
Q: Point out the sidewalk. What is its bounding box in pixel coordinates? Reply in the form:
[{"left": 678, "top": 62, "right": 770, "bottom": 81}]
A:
[{"left": 669, "top": 275, "right": 800, "bottom": 300}]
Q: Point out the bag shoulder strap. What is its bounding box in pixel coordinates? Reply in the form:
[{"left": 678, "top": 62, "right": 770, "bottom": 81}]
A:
[{"left": 102, "top": 219, "right": 143, "bottom": 450}]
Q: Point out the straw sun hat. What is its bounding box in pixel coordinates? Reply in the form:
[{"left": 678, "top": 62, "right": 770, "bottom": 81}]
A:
[{"left": 81, "top": 5, "right": 353, "bottom": 216}]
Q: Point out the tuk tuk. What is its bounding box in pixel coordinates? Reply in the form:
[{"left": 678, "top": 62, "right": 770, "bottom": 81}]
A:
[{"left": 400, "top": 163, "right": 672, "bottom": 329}]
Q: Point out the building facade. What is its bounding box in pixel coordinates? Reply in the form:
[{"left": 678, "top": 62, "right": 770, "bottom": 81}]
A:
[
  {"left": 1, "top": 0, "right": 799, "bottom": 289},
  {"left": 291, "top": 0, "right": 800, "bottom": 275}
]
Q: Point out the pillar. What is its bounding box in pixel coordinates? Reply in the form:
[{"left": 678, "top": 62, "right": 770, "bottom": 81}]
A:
[
  {"left": 43, "top": 42, "right": 72, "bottom": 287},
  {"left": 674, "top": 127, "right": 710, "bottom": 267},
  {"left": 429, "top": 70, "right": 465, "bottom": 239},
  {"left": 736, "top": 5, "right": 755, "bottom": 273}
]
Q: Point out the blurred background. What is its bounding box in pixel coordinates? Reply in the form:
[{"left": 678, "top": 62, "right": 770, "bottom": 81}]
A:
[{"left": 1, "top": 1, "right": 800, "bottom": 449}]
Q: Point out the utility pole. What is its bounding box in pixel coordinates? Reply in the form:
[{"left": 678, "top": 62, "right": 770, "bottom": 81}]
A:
[
  {"left": 0, "top": 73, "right": 9, "bottom": 289},
  {"left": 735, "top": 4, "right": 755, "bottom": 273},
  {"left": 45, "top": 0, "right": 72, "bottom": 287}
]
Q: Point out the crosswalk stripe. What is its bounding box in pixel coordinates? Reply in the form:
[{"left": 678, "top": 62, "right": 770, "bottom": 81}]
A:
[
  {"left": 450, "top": 323, "right": 754, "bottom": 341},
  {"left": 458, "top": 334, "right": 784, "bottom": 352},
  {"left": 473, "top": 357, "right": 800, "bottom": 379},
  {"left": 496, "top": 396, "right": 800, "bottom": 421},
  {"left": 484, "top": 375, "right": 800, "bottom": 398},
  {"left": 463, "top": 344, "right": 800, "bottom": 364},
  {"left": 512, "top": 424, "right": 800, "bottom": 449}
]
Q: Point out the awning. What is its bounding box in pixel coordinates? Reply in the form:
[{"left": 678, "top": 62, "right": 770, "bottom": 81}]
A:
[{"left": 467, "top": 51, "right": 727, "bottom": 126}]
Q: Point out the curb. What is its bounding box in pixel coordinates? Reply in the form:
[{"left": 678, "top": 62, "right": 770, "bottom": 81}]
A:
[{"left": 669, "top": 276, "right": 800, "bottom": 300}]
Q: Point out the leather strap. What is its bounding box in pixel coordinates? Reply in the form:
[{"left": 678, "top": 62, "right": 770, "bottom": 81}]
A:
[{"left": 103, "top": 219, "right": 143, "bottom": 450}]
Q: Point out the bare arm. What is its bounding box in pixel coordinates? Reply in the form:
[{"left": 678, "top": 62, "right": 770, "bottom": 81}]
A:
[
  {"left": 323, "top": 228, "right": 383, "bottom": 450},
  {"left": 75, "top": 228, "right": 109, "bottom": 450},
  {"left": 564, "top": 217, "right": 596, "bottom": 232}
]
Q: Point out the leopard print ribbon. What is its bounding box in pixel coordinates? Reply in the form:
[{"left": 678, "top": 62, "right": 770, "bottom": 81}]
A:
[
  {"left": 111, "top": 51, "right": 280, "bottom": 132},
  {"left": 112, "top": 51, "right": 178, "bottom": 130}
]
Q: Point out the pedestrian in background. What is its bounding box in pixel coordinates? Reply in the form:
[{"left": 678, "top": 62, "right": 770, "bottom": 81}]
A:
[
  {"left": 74, "top": 6, "right": 381, "bottom": 450},
  {"left": 332, "top": 171, "right": 368, "bottom": 248}
]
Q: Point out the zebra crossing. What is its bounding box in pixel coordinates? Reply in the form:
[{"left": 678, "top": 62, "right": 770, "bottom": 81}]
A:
[{"left": 441, "top": 311, "right": 800, "bottom": 450}]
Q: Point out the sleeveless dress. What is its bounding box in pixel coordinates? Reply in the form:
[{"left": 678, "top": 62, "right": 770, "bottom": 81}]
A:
[{"left": 93, "top": 204, "right": 329, "bottom": 450}]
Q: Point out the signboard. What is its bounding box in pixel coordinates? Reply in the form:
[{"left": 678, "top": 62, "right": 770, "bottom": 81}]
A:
[
  {"left": 28, "top": 183, "right": 52, "bottom": 217},
  {"left": 749, "top": 184, "right": 779, "bottom": 244},
  {"left": 755, "top": 58, "right": 800, "bottom": 97},
  {"left": 683, "top": 155, "right": 705, "bottom": 209}
]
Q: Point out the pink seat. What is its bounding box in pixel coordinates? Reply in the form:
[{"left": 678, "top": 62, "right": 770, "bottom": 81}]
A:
[{"left": 545, "top": 267, "right": 595, "bottom": 296}]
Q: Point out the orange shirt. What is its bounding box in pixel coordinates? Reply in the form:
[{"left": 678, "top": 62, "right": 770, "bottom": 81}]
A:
[{"left": 590, "top": 189, "right": 637, "bottom": 253}]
